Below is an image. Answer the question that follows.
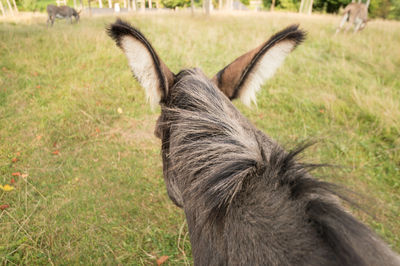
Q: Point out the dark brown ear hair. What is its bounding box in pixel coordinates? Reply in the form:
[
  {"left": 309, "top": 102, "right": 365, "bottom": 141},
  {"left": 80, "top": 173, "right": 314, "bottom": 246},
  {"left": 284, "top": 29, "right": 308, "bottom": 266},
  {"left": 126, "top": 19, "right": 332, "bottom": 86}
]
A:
[
  {"left": 212, "top": 25, "right": 306, "bottom": 106},
  {"left": 107, "top": 19, "right": 174, "bottom": 107}
]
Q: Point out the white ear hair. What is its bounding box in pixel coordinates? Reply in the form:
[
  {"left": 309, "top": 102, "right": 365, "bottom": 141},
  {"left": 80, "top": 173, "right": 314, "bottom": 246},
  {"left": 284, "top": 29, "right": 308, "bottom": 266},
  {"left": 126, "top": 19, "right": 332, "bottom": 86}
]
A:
[
  {"left": 121, "top": 36, "right": 162, "bottom": 108},
  {"left": 240, "top": 41, "right": 296, "bottom": 107},
  {"left": 108, "top": 20, "right": 174, "bottom": 109},
  {"left": 211, "top": 25, "right": 305, "bottom": 107}
]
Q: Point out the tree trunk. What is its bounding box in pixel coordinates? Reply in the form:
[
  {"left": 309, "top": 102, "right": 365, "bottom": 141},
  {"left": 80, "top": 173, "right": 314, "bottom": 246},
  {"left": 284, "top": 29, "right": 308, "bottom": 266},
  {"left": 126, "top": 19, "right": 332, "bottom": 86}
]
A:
[
  {"left": 365, "top": 0, "right": 370, "bottom": 9},
  {"left": 123, "top": 0, "right": 126, "bottom": 8},
  {"left": 5, "top": 0, "right": 13, "bottom": 16},
  {"left": 218, "top": 0, "right": 221, "bottom": 10},
  {"left": 191, "top": 0, "right": 194, "bottom": 14},
  {"left": 132, "top": 0, "right": 136, "bottom": 10},
  {"left": 0, "top": 0, "right": 5, "bottom": 16},
  {"left": 108, "top": 0, "right": 112, "bottom": 8},
  {"left": 299, "top": 0, "right": 312, "bottom": 14},
  {"left": 270, "top": 0, "right": 275, "bottom": 11},
  {"left": 203, "top": 0, "right": 210, "bottom": 14},
  {"left": 11, "top": 0, "right": 18, "bottom": 13},
  {"left": 98, "top": 0, "right": 103, "bottom": 8},
  {"left": 88, "top": 0, "right": 92, "bottom": 16},
  {"left": 74, "top": 0, "right": 77, "bottom": 8},
  {"left": 308, "top": 0, "right": 313, "bottom": 14},
  {"left": 141, "top": 0, "right": 144, "bottom": 11},
  {"left": 148, "top": 0, "right": 151, "bottom": 9},
  {"left": 227, "top": 0, "right": 232, "bottom": 10},
  {"left": 80, "top": 0, "right": 83, "bottom": 9}
]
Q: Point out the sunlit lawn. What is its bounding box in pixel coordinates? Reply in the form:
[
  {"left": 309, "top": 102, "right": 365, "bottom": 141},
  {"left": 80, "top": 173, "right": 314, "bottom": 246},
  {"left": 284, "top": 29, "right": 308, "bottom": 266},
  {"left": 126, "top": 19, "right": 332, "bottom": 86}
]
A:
[{"left": 0, "top": 11, "right": 399, "bottom": 264}]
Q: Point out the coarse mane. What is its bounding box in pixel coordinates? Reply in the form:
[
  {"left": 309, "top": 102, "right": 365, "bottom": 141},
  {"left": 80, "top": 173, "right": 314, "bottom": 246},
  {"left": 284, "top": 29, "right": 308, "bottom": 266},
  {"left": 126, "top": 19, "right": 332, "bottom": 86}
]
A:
[
  {"left": 107, "top": 19, "right": 399, "bottom": 265},
  {"left": 160, "top": 69, "right": 400, "bottom": 266}
]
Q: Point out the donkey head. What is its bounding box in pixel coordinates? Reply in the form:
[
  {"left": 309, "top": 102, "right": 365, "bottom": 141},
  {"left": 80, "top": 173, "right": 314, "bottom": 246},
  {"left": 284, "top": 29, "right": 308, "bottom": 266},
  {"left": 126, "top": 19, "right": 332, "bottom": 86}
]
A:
[
  {"left": 73, "top": 8, "right": 80, "bottom": 22},
  {"left": 107, "top": 19, "right": 305, "bottom": 208},
  {"left": 107, "top": 21, "right": 400, "bottom": 266}
]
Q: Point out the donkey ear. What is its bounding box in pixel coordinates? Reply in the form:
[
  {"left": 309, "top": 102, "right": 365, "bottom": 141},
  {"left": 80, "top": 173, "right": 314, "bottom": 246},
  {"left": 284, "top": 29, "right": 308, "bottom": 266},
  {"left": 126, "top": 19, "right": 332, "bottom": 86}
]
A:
[
  {"left": 108, "top": 19, "right": 174, "bottom": 108},
  {"left": 211, "top": 25, "right": 306, "bottom": 106}
]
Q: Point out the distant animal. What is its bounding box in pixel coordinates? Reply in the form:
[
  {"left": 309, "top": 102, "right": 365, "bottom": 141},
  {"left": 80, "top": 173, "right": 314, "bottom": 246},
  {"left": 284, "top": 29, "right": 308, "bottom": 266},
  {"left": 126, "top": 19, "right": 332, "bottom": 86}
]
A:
[
  {"left": 46, "top": 5, "right": 80, "bottom": 27},
  {"left": 108, "top": 20, "right": 400, "bottom": 265},
  {"left": 336, "top": 1, "right": 370, "bottom": 33}
]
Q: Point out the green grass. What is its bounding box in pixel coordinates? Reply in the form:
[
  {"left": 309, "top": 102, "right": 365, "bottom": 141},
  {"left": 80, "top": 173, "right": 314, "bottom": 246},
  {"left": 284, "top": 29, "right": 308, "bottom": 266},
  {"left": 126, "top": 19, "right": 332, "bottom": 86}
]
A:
[{"left": 0, "top": 11, "right": 399, "bottom": 264}]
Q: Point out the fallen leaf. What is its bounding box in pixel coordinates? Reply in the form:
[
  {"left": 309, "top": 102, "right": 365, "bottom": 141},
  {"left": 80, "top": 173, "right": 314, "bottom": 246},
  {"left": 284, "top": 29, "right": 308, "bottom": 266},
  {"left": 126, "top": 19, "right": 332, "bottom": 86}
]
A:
[
  {"left": 156, "top": 256, "right": 169, "bottom": 265},
  {"left": 0, "top": 204, "right": 10, "bottom": 210},
  {"left": 52, "top": 150, "right": 59, "bottom": 155},
  {"left": 12, "top": 172, "right": 21, "bottom": 176},
  {"left": 95, "top": 128, "right": 100, "bottom": 133},
  {"left": 11, "top": 158, "right": 18, "bottom": 163},
  {"left": 21, "top": 174, "right": 29, "bottom": 178},
  {"left": 33, "top": 71, "right": 38, "bottom": 76},
  {"left": 319, "top": 109, "right": 325, "bottom": 113},
  {"left": 16, "top": 152, "right": 21, "bottom": 156},
  {"left": 0, "top": 184, "right": 15, "bottom": 191},
  {"left": 36, "top": 85, "right": 41, "bottom": 89},
  {"left": 117, "top": 107, "right": 123, "bottom": 114},
  {"left": 36, "top": 135, "right": 42, "bottom": 140},
  {"left": 10, "top": 178, "right": 16, "bottom": 184},
  {"left": 53, "top": 142, "right": 57, "bottom": 147}
]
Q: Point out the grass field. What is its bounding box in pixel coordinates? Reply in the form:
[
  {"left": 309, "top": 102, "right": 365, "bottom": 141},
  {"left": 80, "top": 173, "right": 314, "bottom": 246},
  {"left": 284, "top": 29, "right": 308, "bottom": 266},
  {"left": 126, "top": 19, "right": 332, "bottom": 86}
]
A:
[{"left": 0, "top": 11, "right": 399, "bottom": 265}]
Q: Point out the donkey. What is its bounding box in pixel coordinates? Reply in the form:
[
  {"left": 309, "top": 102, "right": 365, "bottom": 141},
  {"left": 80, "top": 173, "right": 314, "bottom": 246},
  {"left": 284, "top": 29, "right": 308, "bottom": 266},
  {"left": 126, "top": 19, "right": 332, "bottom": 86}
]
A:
[
  {"left": 336, "top": 1, "right": 370, "bottom": 34},
  {"left": 108, "top": 20, "right": 400, "bottom": 265},
  {"left": 46, "top": 5, "right": 80, "bottom": 27}
]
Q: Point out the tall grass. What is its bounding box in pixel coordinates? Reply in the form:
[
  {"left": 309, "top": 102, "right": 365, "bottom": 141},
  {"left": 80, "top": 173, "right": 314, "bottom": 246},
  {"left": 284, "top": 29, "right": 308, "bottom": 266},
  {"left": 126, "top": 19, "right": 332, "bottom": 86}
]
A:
[{"left": 0, "top": 11, "right": 399, "bottom": 264}]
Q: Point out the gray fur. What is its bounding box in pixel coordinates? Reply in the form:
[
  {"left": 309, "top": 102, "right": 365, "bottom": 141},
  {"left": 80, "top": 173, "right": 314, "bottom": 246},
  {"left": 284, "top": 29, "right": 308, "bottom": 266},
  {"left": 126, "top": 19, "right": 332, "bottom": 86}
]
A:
[
  {"left": 107, "top": 20, "right": 400, "bottom": 265},
  {"left": 46, "top": 5, "right": 80, "bottom": 27},
  {"left": 158, "top": 69, "right": 400, "bottom": 265}
]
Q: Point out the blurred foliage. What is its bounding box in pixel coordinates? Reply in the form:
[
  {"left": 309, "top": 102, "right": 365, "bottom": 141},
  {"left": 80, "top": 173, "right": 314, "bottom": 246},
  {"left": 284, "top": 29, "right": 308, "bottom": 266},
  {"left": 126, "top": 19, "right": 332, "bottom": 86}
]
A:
[
  {"left": 389, "top": 0, "right": 400, "bottom": 19},
  {"left": 15, "top": 0, "right": 65, "bottom": 11},
  {"left": 262, "top": 0, "right": 299, "bottom": 11},
  {"left": 161, "top": 0, "right": 190, "bottom": 8},
  {"left": 13, "top": 0, "right": 400, "bottom": 19},
  {"left": 21, "top": 0, "right": 38, "bottom": 10},
  {"left": 261, "top": 0, "right": 400, "bottom": 19}
]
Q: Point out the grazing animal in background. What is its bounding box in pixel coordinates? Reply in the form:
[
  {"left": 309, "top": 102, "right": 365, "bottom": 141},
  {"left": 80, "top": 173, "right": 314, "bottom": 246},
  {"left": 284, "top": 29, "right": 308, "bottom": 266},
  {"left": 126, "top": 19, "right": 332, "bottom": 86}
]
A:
[
  {"left": 108, "top": 20, "right": 400, "bottom": 265},
  {"left": 46, "top": 5, "right": 80, "bottom": 27},
  {"left": 336, "top": 1, "right": 370, "bottom": 33}
]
